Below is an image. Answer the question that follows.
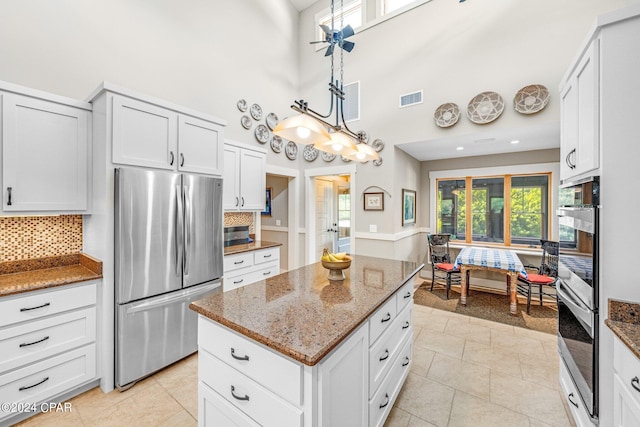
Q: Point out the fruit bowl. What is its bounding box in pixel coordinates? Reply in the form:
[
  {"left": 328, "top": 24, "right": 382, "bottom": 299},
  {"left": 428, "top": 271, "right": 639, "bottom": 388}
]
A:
[{"left": 321, "top": 259, "right": 351, "bottom": 280}]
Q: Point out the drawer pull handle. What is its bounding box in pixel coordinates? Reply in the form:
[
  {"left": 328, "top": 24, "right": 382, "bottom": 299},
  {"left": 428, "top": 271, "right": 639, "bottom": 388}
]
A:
[
  {"left": 231, "top": 348, "right": 249, "bottom": 361},
  {"left": 263, "top": 271, "right": 271, "bottom": 275},
  {"left": 404, "top": 291, "right": 411, "bottom": 299},
  {"left": 632, "top": 377, "right": 640, "bottom": 393},
  {"left": 379, "top": 393, "right": 390, "bottom": 409},
  {"left": 19, "top": 376, "right": 49, "bottom": 391},
  {"left": 7, "top": 187, "right": 12, "bottom": 206},
  {"left": 235, "top": 197, "right": 239, "bottom": 207},
  {"left": 567, "top": 392, "right": 579, "bottom": 408},
  {"left": 402, "top": 356, "right": 410, "bottom": 367},
  {"left": 233, "top": 279, "right": 244, "bottom": 284},
  {"left": 381, "top": 313, "right": 391, "bottom": 323},
  {"left": 263, "top": 254, "right": 272, "bottom": 258},
  {"left": 169, "top": 151, "right": 175, "bottom": 165},
  {"left": 231, "top": 385, "right": 249, "bottom": 401},
  {"left": 379, "top": 349, "right": 390, "bottom": 362},
  {"left": 20, "top": 302, "right": 50, "bottom": 312},
  {"left": 234, "top": 260, "right": 244, "bottom": 265},
  {"left": 19, "top": 336, "right": 50, "bottom": 348},
  {"left": 402, "top": 321, "right": 410, "bottom": 330}
]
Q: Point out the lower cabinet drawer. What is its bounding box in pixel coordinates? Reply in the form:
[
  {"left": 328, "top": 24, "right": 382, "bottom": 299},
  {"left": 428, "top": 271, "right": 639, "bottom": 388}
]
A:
[
  {"left": 224, "top": 252, "right": 254, "bottom": 273},
  {"left": 369, "top": 297, "right": 397, "bottom": 345},
  {"left": 559, "top": 359, "right": 594, "bottom": 427},
  {"left": 369, "top": 338, "right": 412, "bottom": 427},
  {"left": 224, "top": 262, "right": 279, "bottom": 292},
  {"left": 199, "top": 381, "right": 261, "bottom": 427},
  {"left": 198, "top": 317, "right": 302, "bottom": 406},
  {"left": 199, "top": 349, "right": 303, "bottom": 427},
  {"left": 0, "top": 344, "right": 96, "bottom": 412},
  {"left": 254, "top": 262, "right": 279, "bottom": 281},
  {"left": 0, "top": 307, "right": 96, "bottom": 374},
  {"left": 254, "top": 248, "right": 279, "bottom": 265}
]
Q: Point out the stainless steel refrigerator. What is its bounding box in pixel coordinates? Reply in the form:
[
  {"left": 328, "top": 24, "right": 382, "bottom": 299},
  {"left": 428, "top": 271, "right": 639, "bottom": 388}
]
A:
[{"left": 114, "top": 167, "right": 223, "bottom": 389}]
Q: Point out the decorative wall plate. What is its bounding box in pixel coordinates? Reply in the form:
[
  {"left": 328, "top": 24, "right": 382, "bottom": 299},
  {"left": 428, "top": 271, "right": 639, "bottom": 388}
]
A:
[
  {"left": 271, "top": 135, "right": 283, "bottom": 153},
  {"left": 241, "top": 115, "right": 252, "bottom": 129},
  {"left": 250, "top": 103, "right": 263, "bottom": 120},
  {"left": 266, "top": 112, "right": 279, "bottom": 130},
  {"left": 434, "top": 103, "right": 460, "bottom": 128},
  {"left": 467, "top": 91, "right": 504, "bottom": 124},
  {"left": 237, "top": 99, "right": 247, "bottom": 112},
  {"left": 514, "top": 84, "right": 550, "bottom": 114},
  {"left": 341, "top": 155, "right": 352, "bottom": 162},
  {"left": 322, "top": 151, "right": 336, "bottom": 162},
  {"left": 285, "top": 141, "right": 298, "bottom": 160},
  {"left": 357, "top": 130, "right": 368, "bottom": 143},
  {"left": 373, "top": 157, "right": 383, "bottom": 166},
  {"left": 255, "top": 124, "right": 269, "bottom": 143},
  {"left": 371, "top": 138, "right": 385, "bottom": 153},
  {"left": 303, "top": 144, "right": 319, "bottom": 162}
]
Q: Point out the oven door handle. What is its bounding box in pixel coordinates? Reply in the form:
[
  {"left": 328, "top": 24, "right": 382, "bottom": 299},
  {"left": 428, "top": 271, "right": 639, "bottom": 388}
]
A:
[{"left": 557, "top": 281, "right": 594, "bottom": 336}]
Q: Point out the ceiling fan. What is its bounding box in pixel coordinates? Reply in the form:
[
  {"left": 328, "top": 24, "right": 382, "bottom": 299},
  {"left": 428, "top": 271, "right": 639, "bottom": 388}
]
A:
[{"left": 310, "top": 24, "right": 355, "bottom": 57}]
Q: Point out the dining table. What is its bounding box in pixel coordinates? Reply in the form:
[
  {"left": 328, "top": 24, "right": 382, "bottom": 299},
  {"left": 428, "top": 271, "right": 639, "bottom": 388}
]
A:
[{"left": 453, "top": 246, "right": 528, "bottom": 316}]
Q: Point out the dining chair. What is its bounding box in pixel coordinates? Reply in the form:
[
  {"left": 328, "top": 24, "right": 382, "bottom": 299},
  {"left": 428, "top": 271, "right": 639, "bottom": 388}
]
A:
[
  {"left": 427, "top": 233, "right": 461, "bottom": 299},
  {"left": 517, "top": 239, "right": 559, "bottom": 314}
]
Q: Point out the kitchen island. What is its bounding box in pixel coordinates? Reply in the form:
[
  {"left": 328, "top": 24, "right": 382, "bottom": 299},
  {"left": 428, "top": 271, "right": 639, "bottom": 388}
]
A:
[{"left": 189, "top": 255, "right": 423, "bottom": 427}]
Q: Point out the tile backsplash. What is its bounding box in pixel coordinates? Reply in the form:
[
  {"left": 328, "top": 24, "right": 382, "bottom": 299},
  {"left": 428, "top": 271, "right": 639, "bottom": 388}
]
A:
[
  {"left": 224, "top": 212, "right": 255, "bottom": 235},
  {"left": 0, "top": 215, "right": 83, "bottom": 262}
]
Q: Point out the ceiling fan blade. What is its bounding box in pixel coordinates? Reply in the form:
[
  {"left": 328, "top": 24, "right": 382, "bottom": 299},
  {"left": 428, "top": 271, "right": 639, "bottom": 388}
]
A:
[
  {"left": 320, "top": 24, "right": 332, "bottom": 35},
  {"left": 340, "top": 40, "right": 355, "bottom": 52},
  {"left": 340, "top": 25, "right": 355, "bottom": 39},
  {"left": 309, "top": 40, "right": 327, "bottom": 44},
  {"left": 324, "top": 44, "right": 335, "bottom": 57}
]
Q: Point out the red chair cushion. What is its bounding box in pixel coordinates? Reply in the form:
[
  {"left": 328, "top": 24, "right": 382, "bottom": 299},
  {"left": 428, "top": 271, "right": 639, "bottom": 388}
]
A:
[
  {"left": 520, "top": 273, "right": 556, "bottom": 284},
  {"left": 435, "top": 263, "right": 458, "bottom": 272}
]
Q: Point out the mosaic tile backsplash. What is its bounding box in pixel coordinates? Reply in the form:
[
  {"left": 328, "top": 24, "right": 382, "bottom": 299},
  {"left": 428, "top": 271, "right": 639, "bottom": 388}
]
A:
[
  {"left": 224, "top": 212, "right": 255, "bottom": 235},
  {"left": 0, "top": 215, "right": 83, "bottom": 262}
]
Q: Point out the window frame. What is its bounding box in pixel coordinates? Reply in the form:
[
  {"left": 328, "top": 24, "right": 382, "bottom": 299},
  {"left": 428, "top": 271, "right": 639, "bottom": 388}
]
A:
[{"left": 429, "top": 163, "right": 560, "bottom": 248}]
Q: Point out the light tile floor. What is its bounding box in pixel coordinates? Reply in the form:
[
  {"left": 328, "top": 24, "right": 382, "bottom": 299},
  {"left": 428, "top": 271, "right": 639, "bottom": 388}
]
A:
[{"left": 16, "top": 304, "right": 575, "bottom": 427}]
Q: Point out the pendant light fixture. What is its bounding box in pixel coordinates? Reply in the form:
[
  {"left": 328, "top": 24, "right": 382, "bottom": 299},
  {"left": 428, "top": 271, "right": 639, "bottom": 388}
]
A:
[{"left": 273, "top": 0, "right": 379, "bottom": 163}]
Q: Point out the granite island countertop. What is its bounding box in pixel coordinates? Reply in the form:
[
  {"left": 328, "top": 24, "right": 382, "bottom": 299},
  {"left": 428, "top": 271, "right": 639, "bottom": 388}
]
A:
[
  {"left": 0, "top": 253, "right": 103, "bottom": 297},
  {"left": 606, "top": 299, "right": 640, "bottom": 360},
  {"left": 223, "top": 240, "right": 282, "bottom": 256},
  {"left": 190, "top": 255, "right": 423, "bottom": 366}
]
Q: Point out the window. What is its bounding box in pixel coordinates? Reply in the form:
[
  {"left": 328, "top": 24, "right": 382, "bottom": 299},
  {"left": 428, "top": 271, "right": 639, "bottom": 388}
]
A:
[
  {"left": 435, "top": 174, "right": 551, "bottom": 246},
  {"left": 317, "top": 0, "right": 363, "bottom": 40},
  {"left": 383, "top": 0, "right": 415, "bottom": 15},
  {"left": 343, "top": 81, "right": 360, "bottom": 122}
]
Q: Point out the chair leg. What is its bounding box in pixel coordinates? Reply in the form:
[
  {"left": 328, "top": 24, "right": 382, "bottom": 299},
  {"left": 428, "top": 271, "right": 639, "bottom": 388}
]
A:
[
  {"left": 526, "top": 285, "right": 532, "bottom": 314},
  {"left": 446, "top": 274, "right": 450, "bottom": 300},
  {"left": 539, "top": 284, "right": 543, "bottom": 306},
  {"left": 430, "top": 269, "right": 435, "bottom": 291}
]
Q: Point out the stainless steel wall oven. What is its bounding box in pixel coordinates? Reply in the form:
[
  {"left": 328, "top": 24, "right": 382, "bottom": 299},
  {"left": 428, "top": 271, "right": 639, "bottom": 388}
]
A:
[{"left": 557, "top": 176, "right": 599, "bottom": 422}]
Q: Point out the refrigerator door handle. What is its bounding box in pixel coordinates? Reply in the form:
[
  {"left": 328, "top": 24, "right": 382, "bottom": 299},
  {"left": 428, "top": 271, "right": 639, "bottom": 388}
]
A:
[
  {"left": 184, "top": 184, "right": 191, "bottom": 276},
  {"left": 176, "top": 184, "right": 184, "bottom": 277},
  {"left": 124, "top": 282, "right": 220, "bottom": 314}
]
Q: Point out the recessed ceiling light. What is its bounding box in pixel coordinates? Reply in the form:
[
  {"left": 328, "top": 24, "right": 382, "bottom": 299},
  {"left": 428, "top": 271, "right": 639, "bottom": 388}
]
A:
[
  {"left": 510, "top": 140, "right": 520, "bottom": 144},
  {"left": 456, "top": 146, "right": 464, "bottom": 151}
]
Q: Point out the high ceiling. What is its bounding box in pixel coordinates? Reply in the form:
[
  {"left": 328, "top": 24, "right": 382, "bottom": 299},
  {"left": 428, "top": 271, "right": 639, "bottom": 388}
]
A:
[{"left": 289, "top": 0, "right": 317, "bottom": 11}]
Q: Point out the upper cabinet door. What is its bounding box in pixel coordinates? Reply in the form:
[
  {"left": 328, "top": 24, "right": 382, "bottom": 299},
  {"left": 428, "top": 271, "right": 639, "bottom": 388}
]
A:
[
  {"left": 239, "top": 149, "right": 266, "bottom": 211},
  {"left": 223, "top": 145, "right": 241, "bottom": 211},
  {"left": 177, "top": 115, "right": 224, "bottom": 176},
  {"left": 112, "top": 95, "right": 177, "bottom": 170},
  {"left": 2, "top": 93, "right": 89, "bottom": 212}
]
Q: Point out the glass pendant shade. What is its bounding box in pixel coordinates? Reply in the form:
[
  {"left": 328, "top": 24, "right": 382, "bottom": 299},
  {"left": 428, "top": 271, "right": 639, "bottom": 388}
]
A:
[
  {"left": 343, "top": 142, "right": 379, "bottom": 162},
  {"left": 313, "top": 131, "right": 358, "bottom": 155},
  {"left": 272, "top": 114, "right": 331, "bottom": 145}
]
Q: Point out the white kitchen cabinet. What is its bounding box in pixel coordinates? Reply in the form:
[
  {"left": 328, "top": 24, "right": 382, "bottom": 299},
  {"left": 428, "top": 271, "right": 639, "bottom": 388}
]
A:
[
  {"left": 613, "top": 336, "right": 640, "bottom": 426},
  {"left": 1, "top": 87, "right": 90, "bottom": 213},
  {"left": 102, "top": 84, "right": 224, "bottom": 175},
  {"left": 559, "top": 38, "right": 600, "bottom": 184},
  {"left": 0, "top": 280, "right": 99, "bottom": 425},
  {"left": 223, "top": 247, "right": 280, "bottom": 292},
  {"left": 223, "top": 142, "right": 266, "bottom": 211},
  {"left": 559, "top": 359, "right": 596, "bottom": 427}
]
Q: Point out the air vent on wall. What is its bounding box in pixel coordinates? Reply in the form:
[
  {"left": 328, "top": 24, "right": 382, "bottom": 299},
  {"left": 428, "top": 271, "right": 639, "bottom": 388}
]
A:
[
  {"left": 343, "top": 81, "right": 360, "bottom": 122},
  {"left": 399, "top": 90, "right": 423, "bottom": 108}
]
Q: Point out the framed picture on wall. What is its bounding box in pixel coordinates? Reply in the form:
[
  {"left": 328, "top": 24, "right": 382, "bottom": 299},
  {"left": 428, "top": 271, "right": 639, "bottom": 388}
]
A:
[
  {"left": 402, "top": 189, "right": 416, "bottom": 226},
  {"left": 261, "top": 187, "right": 272, "bottom": 216},
  {"left": 363, "top": 192, "right": 384, "bottom": 211}
]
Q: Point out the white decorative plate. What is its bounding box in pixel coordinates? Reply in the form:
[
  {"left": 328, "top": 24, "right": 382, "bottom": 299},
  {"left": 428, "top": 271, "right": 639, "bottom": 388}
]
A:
[
  {"left": 285, "top": 141, "right": 298, "bottom": 160},
  {"left": 341, "top": 155, "right": 352, "bottom": 163},
  {"left": 372, "top": 138, "right": 385, "bottom": 153},
  {"left": 514, "top": 84, "right": 550, "bottom": 114},
  {"left": 322, "top": 151, "right": 336, "bottom": 162},
  {"left": 266, "top": 112, "right": 279, "bottom": 130},
  {"left": 467, "top": 92, "right": 504, "bottom": 124},
  {"left": 303, "top": 144, "right": 319, "bottom": 162},
  {"left": 237, "top": 99, "right": 247, "bottom": 112},
  {"left": 255, "top": 124, "right": 269, "bottom": 143},
  {"left": 250, "top": 103, "right": 262, "bottom": 120},
  {"left": 357, "top": 130, "right": 368, "bottom": 143},
  {"left": 241, "top": 115, "right": 252, "bottom": 129},
  {"left": 373, "top": 157, "right": 383, "bottom": 166},
  {"left": 434, "top": 103, "right": 460, "bottom": 128},
  {"left": 271, "top": 135, "right": 283, "bottom": 153}
]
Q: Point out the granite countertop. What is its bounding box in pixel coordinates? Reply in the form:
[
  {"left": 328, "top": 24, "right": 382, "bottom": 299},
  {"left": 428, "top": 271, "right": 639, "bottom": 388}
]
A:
[
  {"left": 0, "top": 253, "right": 103, "bottom": 297},
  {"left": 224, "top": 240, "right": 282, "bottom": 256},
  {"left": 606, "top": 299, "right": 640, "bottom": 359},
  {"left": 190, "top": 255, "right": 423, "bottom": 366}
]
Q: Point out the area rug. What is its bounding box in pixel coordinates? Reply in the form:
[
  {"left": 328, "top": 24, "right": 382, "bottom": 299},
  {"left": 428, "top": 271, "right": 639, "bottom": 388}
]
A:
[{"left": 414, "top": 281, "right": 558, "bottom": 335}]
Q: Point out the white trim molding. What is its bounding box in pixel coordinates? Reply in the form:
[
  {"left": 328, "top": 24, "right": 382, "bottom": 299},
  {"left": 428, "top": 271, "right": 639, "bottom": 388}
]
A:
[
  {"left": 355, "top": 227, "right": 430, "bottom": 242},
  {"left": 262, "top": 225, "right": 289, "bottom": 233}
]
